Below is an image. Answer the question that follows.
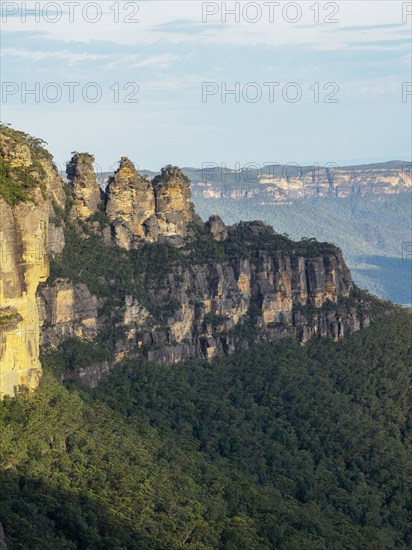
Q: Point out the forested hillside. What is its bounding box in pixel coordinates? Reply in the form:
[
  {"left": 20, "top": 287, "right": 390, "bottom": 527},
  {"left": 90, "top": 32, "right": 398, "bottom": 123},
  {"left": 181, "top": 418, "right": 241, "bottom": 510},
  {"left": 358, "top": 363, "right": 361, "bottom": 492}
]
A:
[{"left": 0, "top": 310, "right": 410, "bottom": 549}]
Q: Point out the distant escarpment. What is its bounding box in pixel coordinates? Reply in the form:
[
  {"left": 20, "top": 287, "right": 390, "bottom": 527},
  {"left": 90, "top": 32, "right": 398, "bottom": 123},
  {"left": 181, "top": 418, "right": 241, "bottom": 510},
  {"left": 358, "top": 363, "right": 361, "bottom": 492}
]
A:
[
  {"left": 0, "top": 126, "right": 389, "bottom": 395},
  {"left": 189, "top": 161, "right": 412, "bottom": 204},
  {"left": 91, "top": 161, "right": 412, "bottom": 205}
]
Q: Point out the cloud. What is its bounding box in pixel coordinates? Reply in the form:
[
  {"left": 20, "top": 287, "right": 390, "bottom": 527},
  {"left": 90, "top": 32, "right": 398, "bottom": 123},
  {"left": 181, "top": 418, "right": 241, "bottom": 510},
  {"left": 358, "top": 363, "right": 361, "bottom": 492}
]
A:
[
  {"left": 1, "top": 45, "right": 179, "bottom": 71},
  {"left": 151, "top": 18, "right": 224, "bottom": 35},
  {"left": 333, "top": 23, "right": 404, "bottom": 32},
  {"left": 0, "top": 48, "right": 111, "bottom": 63},
  {"left": 359, "top": 83, "right": 399, "bottom": 95},
  {"left": 345, "top": 38, "right": 412, "bottom": 51},
  {"left": 104, "top": 53, "right": 178, "bottom": 70}
]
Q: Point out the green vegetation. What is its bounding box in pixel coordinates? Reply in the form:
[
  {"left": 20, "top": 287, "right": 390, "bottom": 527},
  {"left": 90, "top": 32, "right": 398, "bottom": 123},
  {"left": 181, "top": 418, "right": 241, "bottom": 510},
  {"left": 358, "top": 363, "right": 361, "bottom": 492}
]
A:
[
  {"left": 49, "top": 224, "right": 186, "bottom": 319},
  {"left": 0, "top": 157, "right": 46, "bottom": 206},
  {"left": 224, "top": 222, "right": 338, "bottom": 257},
  {"left": 0, "top": 308, "right": 23, "bottom": 333},
  {"left": 0, "top": 124, "right": 50, "bottom": 206},
  {"left": 0, "top": 314, "right": 16, "bottom": 326},
  {"left": 0, "top": 310, "right": 410, "bottom": 548},
  {"left": 187, "top": 221, "right": 339, "bottom": 264},
  {"left": 0, "top": 124, "right": 53, "bottom": 161},
  {"left": 40, "top": 337, "right": 115, "bottom": 378}
]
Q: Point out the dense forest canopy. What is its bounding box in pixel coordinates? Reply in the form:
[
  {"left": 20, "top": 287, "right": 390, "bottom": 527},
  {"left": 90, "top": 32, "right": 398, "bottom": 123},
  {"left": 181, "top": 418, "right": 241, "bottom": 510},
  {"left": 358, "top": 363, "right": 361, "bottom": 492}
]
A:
[{"left": 0, "top": 310, "right": 411, "bottom": 549}]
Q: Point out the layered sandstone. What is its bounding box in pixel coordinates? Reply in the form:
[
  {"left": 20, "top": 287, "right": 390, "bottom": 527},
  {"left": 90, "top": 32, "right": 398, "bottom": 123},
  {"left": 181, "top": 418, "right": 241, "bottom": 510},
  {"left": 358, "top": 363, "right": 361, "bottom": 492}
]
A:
[
  {"left": 39, "top": 222, "right": 369, "bottom": 386},
  {"left": 105, "top": 157, "right": 158, "bottom": 248},
  {"left": 103, "top": 162, "right": 201, "bottom": 248},
  {"left": 66, "top": 153, "right": 101, "bottom": 220},
  {"left": 0, "top": 128, "right": 66, "bottom": 397},
  {"left": 37, "top": 279, "right": 98, "bottom": 346},
  {"left": 152, "top": 165, "right": 196, "bottom": 239}
]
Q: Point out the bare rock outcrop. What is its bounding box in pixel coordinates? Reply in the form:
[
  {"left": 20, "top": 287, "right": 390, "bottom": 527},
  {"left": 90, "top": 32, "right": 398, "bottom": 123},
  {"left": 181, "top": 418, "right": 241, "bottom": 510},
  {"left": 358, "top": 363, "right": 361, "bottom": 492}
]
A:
[
  {"left": 0, "top": 126, "right": 380, "bottom": 396},
  {"left": 105, "top": 157, "right": 158, "bottom": 249},
  {"left": 152, "top": 165, "right": 196, "bottom": 240},
  {"left": 206, "top": 215, "right": 228, "bottom": 241},
  {"left": 37, "top": 279, "right": 98, "bottom": 347},
  {"left": 66, "top": 153, "right": 101, "bottom": 220}
]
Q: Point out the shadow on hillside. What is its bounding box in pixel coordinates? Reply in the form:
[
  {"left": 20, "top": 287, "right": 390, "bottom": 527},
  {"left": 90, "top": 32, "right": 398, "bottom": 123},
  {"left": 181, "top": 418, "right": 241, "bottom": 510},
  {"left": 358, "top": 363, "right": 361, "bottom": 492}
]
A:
[
  {"left": 351, "top": 255, "right": 412, "bottom": 306},
  {"left": 0, "top": 470, "right": 158, "bottom": 550}
]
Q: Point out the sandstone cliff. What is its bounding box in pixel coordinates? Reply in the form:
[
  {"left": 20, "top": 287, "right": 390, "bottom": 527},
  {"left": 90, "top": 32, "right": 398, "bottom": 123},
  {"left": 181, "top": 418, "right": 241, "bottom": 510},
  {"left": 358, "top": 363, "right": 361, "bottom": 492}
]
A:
[
  {"left": 103, "top": 161, "right": 201, "bottom": 248},
  {"left": 0, "top": 126, "right": 383, "bottom": 395},
  {"left": 38, "top": 220, "right": 371, "bottom": 387},
  {"left": 0, "top": 126, "right": 66, "bottom": 398}
]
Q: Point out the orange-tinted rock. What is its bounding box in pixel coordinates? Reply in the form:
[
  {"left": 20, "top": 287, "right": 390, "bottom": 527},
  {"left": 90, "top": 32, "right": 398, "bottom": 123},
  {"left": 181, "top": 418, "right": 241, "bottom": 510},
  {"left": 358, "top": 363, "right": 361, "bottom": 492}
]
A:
[
  {"left": 66, "top": 153, "right": 101, "bottom": 220},
  {"left": 105, "top": 157, "right": 158, "bottom": 249},
  {"left": 152, "top": 165, "right": 195, "bottom": 238}
]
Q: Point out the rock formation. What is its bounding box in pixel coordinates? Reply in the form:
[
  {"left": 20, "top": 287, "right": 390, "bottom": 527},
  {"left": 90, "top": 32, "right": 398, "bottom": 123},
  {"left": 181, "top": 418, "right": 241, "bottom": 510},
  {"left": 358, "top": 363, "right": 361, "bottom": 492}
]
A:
[
  {"left": 104, "top": 162, "right": 202, "bottom": 248},
  {"left": 0, "top": 126, "right": 382, "bottom": 396},
  {"left": 206, "top": 215, "right": 228, "bottom": 241},
  {"left": 66, "top": 153, "right": 101, "bottom": 220},
  {"left": 37, "top": 220, "right": 370, "bottom": 386},
  {"left": 37, "top": 279, "right": 98, "bottom": 347},
  {"left": 105, "top": 157, "right": 158, "bottom": 248},
  {"left": 152, "top": 165, "right": 197, "bottom": 239}
]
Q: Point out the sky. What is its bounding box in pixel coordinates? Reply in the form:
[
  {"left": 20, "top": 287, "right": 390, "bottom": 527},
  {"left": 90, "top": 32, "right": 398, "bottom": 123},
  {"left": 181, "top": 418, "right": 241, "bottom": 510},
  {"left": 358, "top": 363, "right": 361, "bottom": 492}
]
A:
[{"left": 1, "top": 0, "right": 411, "bottom": 172}]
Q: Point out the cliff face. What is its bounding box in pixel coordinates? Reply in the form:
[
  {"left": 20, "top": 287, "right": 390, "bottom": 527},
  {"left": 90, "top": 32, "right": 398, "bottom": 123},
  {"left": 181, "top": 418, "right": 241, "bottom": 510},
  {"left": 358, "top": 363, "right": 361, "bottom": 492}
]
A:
[
  {"left": 37, "top": 279, "right": 98, "bottom": 347},
  {"left": 105, "top": 157, "right": 158, "bottom": 248},
  {"left": 118, "top": 248, "right": 362, "bottom": 365},
  {"left": 0, "top": 127, "right": 379, "bottom": 395},
  {"left": 38, "top": 220, "right": 369, "bottom": 387},
  {"left": 66, "top": 153, "right": 101, "bottom": 220},
  {"left": 0, "top": 128, "right": 66, "bottom": 398}
]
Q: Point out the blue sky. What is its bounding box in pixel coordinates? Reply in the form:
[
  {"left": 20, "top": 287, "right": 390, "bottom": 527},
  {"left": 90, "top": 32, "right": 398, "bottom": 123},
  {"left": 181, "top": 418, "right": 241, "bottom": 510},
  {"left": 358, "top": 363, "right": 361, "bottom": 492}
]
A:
[{"left": 1, "top": 1, "right": 411, "bottom": 171}]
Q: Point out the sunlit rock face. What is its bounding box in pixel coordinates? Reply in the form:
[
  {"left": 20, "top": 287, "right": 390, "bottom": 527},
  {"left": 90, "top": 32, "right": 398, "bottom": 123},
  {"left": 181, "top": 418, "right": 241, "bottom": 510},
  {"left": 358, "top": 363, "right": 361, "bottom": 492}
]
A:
[
  {"left": 104, "top": 162, "right": 202, "bottom": 249},
  {"left": 0, "top": 128, "right": 66, "bottom": 398},
  {"left": 66, "top": 153, "right": 101, "bottom": 220},
  {"left": 152, "top": 165, "right": 196, "bottom": 239},
  {"left": 194, "top": 163, "right": 412, "bottom": 204},
  {"left": 105, "top": 157, "right": 158, "bottom": 249},
  {"left": 37, "top": 279, "right": 98, "bottom": 347}
]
